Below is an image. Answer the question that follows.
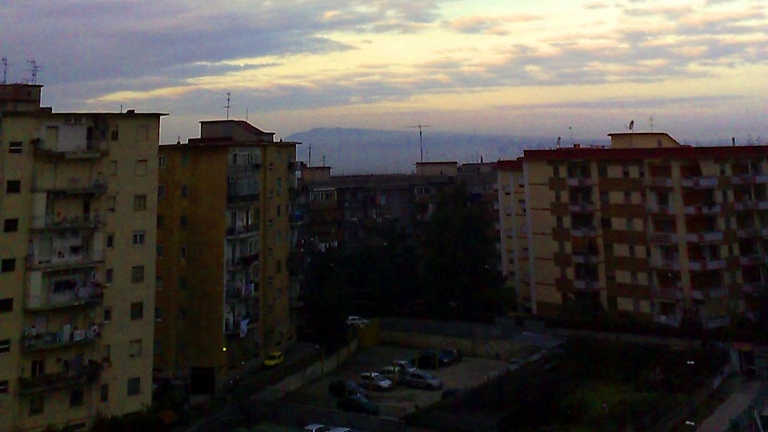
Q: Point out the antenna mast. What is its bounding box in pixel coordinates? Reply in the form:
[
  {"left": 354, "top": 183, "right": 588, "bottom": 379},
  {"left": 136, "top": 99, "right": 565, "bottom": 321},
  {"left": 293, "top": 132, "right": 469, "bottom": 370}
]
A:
[
  {"left": 2, "top": 57, "right": 7, "bottom": 84},
  {"left": 28, "top": 59, "right": 41, "bottom": 84},
  {"left": 225, "top": 92, "right": 231, "bottom": 120},
  {"left": 407, "top": 124, "right": 431, "bottom": 162}
]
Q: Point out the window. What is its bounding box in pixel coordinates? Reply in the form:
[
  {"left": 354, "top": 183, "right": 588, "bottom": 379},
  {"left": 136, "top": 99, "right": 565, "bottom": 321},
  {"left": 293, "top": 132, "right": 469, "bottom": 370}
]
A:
[
  {"left": 158, "top": 185, "right": 166, "bottom": 198},
  {"left": 0, "top": 298, "right": 13, "bottom": 313},
  {"left": 178, "top": 277, "right": 187, "bottom": 290},
  {"left": 180, "top": 246, "right": 187, "bottom": 260},
  {"left": 106, "top": 268, "right": 113, "bottom": 284},
  {"left": 110, "top": 126, "right": 119, "bottom": 141},
  {"left": 107, "top": 196, "right": 116, "bottom": 213},
  {"left": 156, "top": 277, "right": 164, "bottom": 290},
  {"left": 102, "top": 344, "right": 111, "bottom": 362},
  {"left": 6, "top": 180, "right": 21, "bottom": 193},
  {"left": 127, "top": 377, "right": 141, "bottom": 396},
  {"left": 629, "top": 245, "right": 636, "bottom": 257},
  {"left": 130, "top": 302, "right": 144, "bottom": 320},
  {"left": 129, "top": 339, "right": 142, "bottom": 357},
  {"left": 0, "top": 338, "right": 10, "bottom": 353},
  {"left": 180, "top": 215, "right": 188, "bottom": 228},
  {"left": 103, "top": 307, "right": 112, "bottom": 323},
  {"left": 106, "top": 233, "right": 114, "bottom": 249},
  {"left": 181, "top": 152, "right": 189, "bottom": 167},
  {"left": 3, "top": 218, "right": 19, "bottom": 232},
  {"left": 29, "top": 395, "right": 44, "bottom": 416},
  {"left": 31, "top": 359, "right": 45, "bottom": 376},
  {"left": 131, "top": 266, "right": 144, "bottom": 283},
  {"left": 132, "top": 230, "right": 145, "bottom": 246},
  {"left": 276, "top": 205, "right": 281, "bottom": 216},
  {"left": 9, "top": 141, "right": 22, "bottom": 154},
  {"left": 70, "top": 388, "right": 84, "bottom": 407},
  {"left": 100, "top": 384, "right": 109, "bottom": 402},
  {"left": 158, "top": 154, "right": 166, "bottom": 169},
  {"left": 157, "top": 215, "right": 164, "bottom": 228},
  {"left": 0, "top": 380, "right": 8, "bottom": 394},
  {"left": 156, "top": 245, "right": 163, "bottom": 258},
  {"left": 181, "top": 185, "right": 188, "bottom": 197},
  {"left": 133, "top": 195, "right": 147, "bottom": 211},
  {"left": 155, "top": 307, "right": 163, "bottom": 321},
  {"left": 0, "top": 259, "right": 15, "bottom": 273},
  {"left": 135, "top": 159, "right": 148, "bottom": 176},
  {"left": 598, "top": 165, "right": 607, "bottom": 178},
  {"left": 553, "top": 165, "right": 560, "bottom": 177}
]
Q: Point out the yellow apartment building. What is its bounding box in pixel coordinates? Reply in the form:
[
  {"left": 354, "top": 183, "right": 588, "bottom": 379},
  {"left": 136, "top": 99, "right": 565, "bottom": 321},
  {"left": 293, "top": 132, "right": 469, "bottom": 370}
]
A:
[
  {"left": 0, "top": 84, "right": 163, "bottom": 430},
  {"left": 155, "top": 120, "right": 298, "bottom": 394},
  {"left": 512, "top": 132, "right": 768, "bottom": 329}
]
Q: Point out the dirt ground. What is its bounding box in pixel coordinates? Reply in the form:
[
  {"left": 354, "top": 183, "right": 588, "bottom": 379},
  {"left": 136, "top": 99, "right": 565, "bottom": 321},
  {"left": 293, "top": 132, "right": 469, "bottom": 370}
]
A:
[{"left": 285, "top": 345, "right": 509, "bottom": 418}]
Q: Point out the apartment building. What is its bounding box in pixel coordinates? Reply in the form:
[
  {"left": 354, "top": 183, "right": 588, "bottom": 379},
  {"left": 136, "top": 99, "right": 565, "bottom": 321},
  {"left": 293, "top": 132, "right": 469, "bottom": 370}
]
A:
[
  {"left": 0, "top": 84, "right": 163, "bottom": 430},
  {"left": 154, "top": 120, "right": 299, "bottom": 395},
  {"left": 513, "top": 132, "right": 768, "bottom": 328}
]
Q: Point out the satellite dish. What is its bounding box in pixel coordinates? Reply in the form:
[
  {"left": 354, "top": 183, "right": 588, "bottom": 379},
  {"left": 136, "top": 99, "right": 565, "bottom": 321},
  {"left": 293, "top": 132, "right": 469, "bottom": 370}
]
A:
[{"left": 628, "top": 120, "right": 634, "bottom": 131}]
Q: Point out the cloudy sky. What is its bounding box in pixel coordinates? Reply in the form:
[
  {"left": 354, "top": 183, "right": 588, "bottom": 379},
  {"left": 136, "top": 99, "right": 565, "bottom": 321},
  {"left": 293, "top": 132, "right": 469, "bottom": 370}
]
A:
[{"left": 2, "top": 0, "right": 766, "bottom": 144}]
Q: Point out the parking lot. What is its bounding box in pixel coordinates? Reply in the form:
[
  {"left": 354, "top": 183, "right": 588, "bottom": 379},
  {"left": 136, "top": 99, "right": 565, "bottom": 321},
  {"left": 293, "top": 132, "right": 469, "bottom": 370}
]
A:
[{"left": 284, "top": 345, "right": 509, "bottom": 418}]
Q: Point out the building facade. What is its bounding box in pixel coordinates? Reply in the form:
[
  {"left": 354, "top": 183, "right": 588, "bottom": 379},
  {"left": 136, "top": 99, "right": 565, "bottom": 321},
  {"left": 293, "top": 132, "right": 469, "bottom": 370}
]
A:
[
  {"left": 154, "top": 120, "right": 299, "bottom": 394},
  {"left": 514, "top": 132, "right": 768, "bottom": 328},
  {"left": 0, "top": 84, "right": 163, "bottom": 430}
]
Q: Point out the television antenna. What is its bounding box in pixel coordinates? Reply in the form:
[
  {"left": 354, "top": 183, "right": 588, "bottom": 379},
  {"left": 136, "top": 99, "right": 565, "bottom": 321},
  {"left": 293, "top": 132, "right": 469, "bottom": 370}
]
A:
[
  {"left": 225, "top": 92, "right": 231, "bottom": 120},
  {"left": 28, "top": 59, "right": 41, "bottom": 84},
  {"left": 407, "top": 124, "right": 431, "bottom": 162},
  {"left": 2, "top": 57, "right": 8, "bottom": 84},
  {"left": 649, "top": 115, "right": 654, "bottom": 132}
]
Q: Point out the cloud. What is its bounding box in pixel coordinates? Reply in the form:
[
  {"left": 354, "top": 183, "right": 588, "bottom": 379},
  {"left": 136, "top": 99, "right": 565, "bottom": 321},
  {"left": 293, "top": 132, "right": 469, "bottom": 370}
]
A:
[{"left": 445, "top": 14, "right": 541, "bottom": 35}]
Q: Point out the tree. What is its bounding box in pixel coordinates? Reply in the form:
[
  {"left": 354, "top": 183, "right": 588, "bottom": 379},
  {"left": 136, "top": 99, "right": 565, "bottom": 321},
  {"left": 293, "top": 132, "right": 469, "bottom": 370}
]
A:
[{"left": 418, "top": 182, "right": 505, "bottom": 321}]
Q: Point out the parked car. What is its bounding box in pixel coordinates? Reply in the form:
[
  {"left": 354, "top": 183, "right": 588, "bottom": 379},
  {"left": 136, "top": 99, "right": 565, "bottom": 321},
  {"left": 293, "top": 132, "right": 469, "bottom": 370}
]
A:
[
  {"left": 328, "top": 380, "right": 368, "bottom": 399},
  {"left": 440, "top": 348, "right": 462, "bottom": 364},
  {"left": 346, "top": 316, "right": 370, "bottom": 326},
  {"left": 392, "top": 359, "right": 417, "bottom": 375},
  {"left": 305, "top": 425, "right": 332, "bottom": 432},
  {"left": 378, "top": 366, "right": 401, "bottom": 384},
  {"left": 262, "top": 351, "right": 285, "bottom": 368},
  {"left": 414, "top": 350, "right": 452, "bottom": 369},
  {"left": 337, "top": 394, "right": 380, "bottom": 416},
  {"left": 358, "top": 372, "right": 394, "bottom": 391},
  {"left": 402, "top": 370, "right": 443, "bottom": 390}
]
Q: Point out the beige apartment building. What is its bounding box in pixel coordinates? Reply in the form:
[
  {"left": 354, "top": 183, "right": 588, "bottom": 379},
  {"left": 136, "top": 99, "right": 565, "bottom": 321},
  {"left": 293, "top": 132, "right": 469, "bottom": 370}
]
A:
[
  {"left": 504, "top": 132, "right": 768, "bottom": 328},
  {"left": 0, "top": 84, "right": 163, "bottom": 430},
  {"left": 154, "top": 120, "right": 298, "bottom": 394}
]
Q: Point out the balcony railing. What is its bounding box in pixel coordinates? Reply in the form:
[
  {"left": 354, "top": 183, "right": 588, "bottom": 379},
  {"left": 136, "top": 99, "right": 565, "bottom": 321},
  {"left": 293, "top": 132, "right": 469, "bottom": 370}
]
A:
[
  {"left": 685, "top": 231, "right": 723, "bottom": 243},
  {"left": 681, "top": 177, "right": 718, "bottom": 188},
  {"left": 227, "top": 193, "right": 260, "bottom": 205},
  {"left": 32, "top": 138, "right": 108, "bottom": 159},
  {"left": 743, "top": 282, "right": 766, "bottom": 295},
  {"left": 651, "top": 258, "right": 681, "bottom": 271},
  {"left": 226, "top": 253, "right": 259, "bottom": 269},
  {"left": 688, "top": 258, "right": 726, "bottom": 271},
  {"left": 33, "top": 179, "right": 108, "bottom": 197},
  {"left": 645, "top": 178, "right": 673, "bottom": 188},
  {"left": 573, "top": 279, "right": 600, "bottom": 291},
  {"left": 734, "top": 200, "right": 768, "bottom": 211},
  {"left": 690, "top": 287, "right": 728, "bottom": 300},
  {"left": 225, "top": 224, "right": 259, "bottom": 238},
  {"left": 649, "top": 232, "right": 678, "bottom": 244},
  {"left": 654, "top": 315, "right": 681, "bottom": 327},
  {"left": 23, "top": 326, "right": 101, "bottom": 352},
  {"left": 31, "top": 213, "right": 106, "bottom": 230},
  {"left": 653, "top": 288, "right": 683, "bottom": 300},
  {"left": 225, "top": 283, "right": 257, "bottom": 300},
  {"left": 737, "top": 227, "right": 760, "bottom": 238},
  {"left": 224, "top": 315, "right": 258, "bottom": 336},
  {"left": 25, "top": 284, "right": 104, "bottom": 311},
  {"left": 571, "top": 226, "right": 598, "bottom": 237},
  {"left": 646, "top": 203, "right": 675, "bottom": 214},
  {"left": 566, "top": 177, "right": 595, "bottom": 187},
  {"left": 19, "top": 361, "right": 102, "bottom": 394},
  {"left": 732, "top": 174, "right": 768, "bottom": 185},
  {"left": 701, "top": 316, "right": 730, "bottom": 329},
  {"left": 569, "top": 202, "right": 596, "bottom": 213},
  {"left": 27, "top": 250, "right": 104, "bottom": 271},
  {"left": 739, "top": 254, "right": 765, "bottom": 266},
  {"left": 572, "top": 253, "right": 599, "bottom": 264},
  {"left": 683, "top": 204, "right": 721, "bottom": 216}
]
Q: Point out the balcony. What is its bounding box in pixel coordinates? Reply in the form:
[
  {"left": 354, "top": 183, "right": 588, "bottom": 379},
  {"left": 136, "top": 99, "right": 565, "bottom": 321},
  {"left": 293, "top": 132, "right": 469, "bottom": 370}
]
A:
[
  {"left": 734, "top": 200, "right": 768, "bottom": 211},
  {"left": 573, "top": 279, "right": 600, "bottom": 291},
  {"left": 688, "top": 258, "right": 726, "bottom": 271},
  {"left": 25, "top": 284, "right": 104, "bottom": 311},
  {"left": 571, "top": 226, "right": 598, "bottom": 237},
  {"left": 732, "top": 174, "right": 768, "bottom": 185},
  {"left": 27, "top": 250, "right": 104, "bottom": 272},
  {"left": 653, "top": 287, "right": 683, "bottom": 300},
  {"left": 19, "top": 361, "right": 102, "bottom": 394},
  {"left": 685, "top": 231, "right": 723, "bottom": 243},
  {"left": 701, "top": 316, "right": 730, "bottom": 329},
  {"left": 650, "top": 258, "right": 681, "bottom": 271},
  {"left": 23, "top": 326, "right": 101, "bottom": 352},
  {"left": 649, "top": 232, "right": 678, "bottom": 244},
  {"left": 224, "top": 315, "right": 258, "bottom": 336},
  {"left": 227, "top": 193, "right": 260, "bottom": 205},
  {"left": 225, "top": 283, "right": 257, "bottom": 301},
  {"left": 30, "top": 213, "right": 106, "bottom": 231},
  {"left": 683, "top": 204, "right": 721, "bottom": 216},
  {"left": 646, "top": 203, "right": 675, "bottom": 215},
  {"left": 690, "top": 287, "right": 728, "bottom": 300},
  {"left": 645, "top": 177, "right": 673, "bottom": 188},
  {"left": 566, "top": 177, "right": 595, "bottom": 187},
  {"left": 32, "top": 137, "right": 108, "bottom": 159},
  {"left": 654, "top": 315, "right": 681, "bottom": 327},
  {"left": 569, "top": 202, "right": 596, "bottom": 213},
  {"left": 226, "top": 253, "right": 259, "bottom": 270},
  {"left": 739, "top": 254, "right": 765, "bottom": 266},
  {"left": 225, "top": 224, "right": 259, "bottom": 239},
  {"left": 737, "top": 227, "right": 760, "bottom": 238},
  {"left": 33, "top": 178, "right": 108, "bottom": 197},
  {"left": 680, "top": 177, "right": 718, "bottom": 189},
  {"left": 742, "top": 282, "right": 766, "bottom": 295},
  {"left": 572, "top": 252, "right": 599, "bottom": 264}
]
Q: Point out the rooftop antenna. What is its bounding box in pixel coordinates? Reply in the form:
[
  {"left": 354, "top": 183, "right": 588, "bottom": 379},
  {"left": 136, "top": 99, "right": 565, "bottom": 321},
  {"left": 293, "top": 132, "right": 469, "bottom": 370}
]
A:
[
  {"left": 649, "top": 115, "right": 654, "bottom": 132},
  {"left": 569, "top": 126, "right": 573, "bottom": 145},
  {"left": 27, "top": 59, "right": 41, "bottom": 84},
  {"left": 407, "top": 124, "right": 431, "bottom": 163},
  {"left": 626, "top": 119, "right": 635, "bottom": 132},
  {"left": 2, "top": 57, "right": 8, "bottom": 84},
  {"left": 308, "top": 143, "right": 312, "bottom": 167},
  {"left": 225, "top": 92, "right": 231, "bottom": 120},
  {"left": 557, "top": 137, "right": 561, "bottom": 148}
]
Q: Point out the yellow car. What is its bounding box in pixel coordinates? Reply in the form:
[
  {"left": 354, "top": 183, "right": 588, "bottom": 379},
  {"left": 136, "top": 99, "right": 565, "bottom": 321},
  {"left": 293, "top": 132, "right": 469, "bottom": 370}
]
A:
[{"left": 263, "top": 351, "right": 285, "bottom": 368}]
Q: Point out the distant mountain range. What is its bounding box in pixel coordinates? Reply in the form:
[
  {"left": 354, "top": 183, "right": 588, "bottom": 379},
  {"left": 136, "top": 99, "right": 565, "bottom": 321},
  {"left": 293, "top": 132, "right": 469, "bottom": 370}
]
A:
[
  {"left": 285, "top": 128, "right": 742, "bottom": 175},
  {"left": 286, "top": 128, "right": 606, "bottom": 175}
]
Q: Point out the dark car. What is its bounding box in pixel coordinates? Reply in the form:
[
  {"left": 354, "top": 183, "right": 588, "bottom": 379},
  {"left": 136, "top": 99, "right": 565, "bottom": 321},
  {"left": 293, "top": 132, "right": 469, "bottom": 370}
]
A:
[
  {"left": 337, "top": 394, "right": 380, "bottom": 415},
  {"left": 414, "top": 350, "right": 452, "bottom": 369},
  {"left": 328, "top": 380, "right": 368, "bottom": 399},
  {"left": 402, "top": 370, "right": 443, "bottom": 390},
  {"left": 440, "top": 348, "right": 462, "bottom": 364}
]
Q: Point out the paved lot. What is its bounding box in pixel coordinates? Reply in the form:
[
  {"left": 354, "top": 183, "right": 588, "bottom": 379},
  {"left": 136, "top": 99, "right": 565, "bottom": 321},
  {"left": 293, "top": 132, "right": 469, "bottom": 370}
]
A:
[{"left": 285, "top": 345, "right": 508, "bottom": 418}]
